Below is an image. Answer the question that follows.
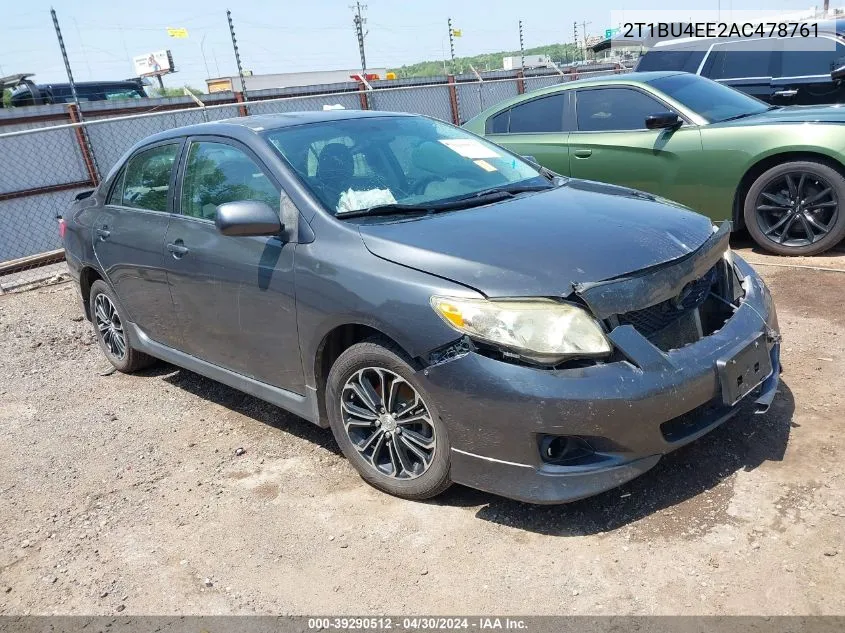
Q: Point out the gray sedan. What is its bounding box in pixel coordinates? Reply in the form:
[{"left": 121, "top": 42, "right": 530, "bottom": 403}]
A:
[{"left": 62, "top": 110, "right": 780, "bottom": 503}]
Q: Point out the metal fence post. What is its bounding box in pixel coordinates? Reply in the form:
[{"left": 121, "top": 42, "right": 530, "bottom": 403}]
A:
[
  {"left": 67, "top": 103, "right": 99, "bottom": 185},
  {"left": 516, "top": 69, "right": 525, "bottom": 95},
  {"left": 234, "top": 92, "right": 248, "bottom": 117},
  {"left": 357, "top": 82, "right": 370, "bottom": 110},
  {"left": 447, "top": 75, "right": 460, "bottom": 125}
]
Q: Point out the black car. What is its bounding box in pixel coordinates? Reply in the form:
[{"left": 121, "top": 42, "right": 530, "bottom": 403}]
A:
[
  {"left": 61, "top": 110, "right": 781, "bottom": 504},
  {"left": 10, "top": 79, "right": 147, "bottom": 106},
  {"left": 636, "top": 19, "right": 845, "bottom": 105}
]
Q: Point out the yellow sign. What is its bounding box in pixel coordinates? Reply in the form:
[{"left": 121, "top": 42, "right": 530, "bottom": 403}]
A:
[
  {"left": 167, "top": 27, "right": 189, "bottom": 39},
  {"left": 451, "top": 28, "right": 462, "bottom": 37}
]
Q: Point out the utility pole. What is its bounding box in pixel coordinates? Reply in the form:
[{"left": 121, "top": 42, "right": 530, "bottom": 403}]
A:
[
  {"left": 519, "top": 20, "right": 525, "bottom": 69},
  {"left": 448, "top": 18, "right": 456, "bottom": 73},
  {"left": 573, "top": 22, "right": 578, "bottom": 62},
  {"left": 351, "top": 2, "right": 368, "bottom": 74},
  {"left": 51, "top": 8, "right": 82, "bottom": 111},
  {"left": 581, "top": 20, "right": 592, "bottom": 62},
  {"left": 227, "top": 9, "right": 248, "bottom": 101}
]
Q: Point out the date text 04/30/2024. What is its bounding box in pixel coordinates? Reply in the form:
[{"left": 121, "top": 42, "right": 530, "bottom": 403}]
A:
[{"left": 306, "top": 617, "right": 529, "bottom": 630}]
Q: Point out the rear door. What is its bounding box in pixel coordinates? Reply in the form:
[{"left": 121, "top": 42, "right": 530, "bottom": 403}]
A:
[
  {"left": 701, "top": 39, "right": 777, "bottom": 103},
  {"left": 162, "top": 136, "right": 304, "bottom": 393},
  {"left": 481, "top": 91, "right": 571, "bottom": 174},
  {"left": 93, "top": 140, "right": 183, "bottom": 348},
  {"left": 567, "top": 86, "right": 703, "bottom": 206},
  {"left": 771, "top": 35, "right": 845, "bottom": 105}
]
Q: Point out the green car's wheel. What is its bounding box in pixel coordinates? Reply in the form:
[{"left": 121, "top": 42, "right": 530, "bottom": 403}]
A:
[{"left": 744, "top": 160, "right": 845, "bottom": 256}]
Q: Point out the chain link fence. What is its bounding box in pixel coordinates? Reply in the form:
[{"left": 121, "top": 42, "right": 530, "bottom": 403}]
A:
[{"left": 0, "top": 68, "right": 628, "bottom": 293}]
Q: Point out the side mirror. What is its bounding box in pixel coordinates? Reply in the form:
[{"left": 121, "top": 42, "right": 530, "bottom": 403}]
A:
[
  {"left": 832, "top": 57, "right": 845, "bottom": 81},
  {"left": 645, "top": 112, "right": 682, "bottom": 130},
  {"left": 215, "top": 200, "right": 282, "bottom": 237}
]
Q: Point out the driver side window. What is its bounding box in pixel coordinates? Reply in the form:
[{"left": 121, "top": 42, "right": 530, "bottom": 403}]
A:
[
  {"left": 576, "top": 88, "right": 670, "bottom": 132},
  {"left": 180, "top": 141, "right": 279, "bottom": 221}
]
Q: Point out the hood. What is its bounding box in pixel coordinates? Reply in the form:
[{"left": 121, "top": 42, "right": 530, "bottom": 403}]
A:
[
  {"left": 716, "top": 104, "right": 845, "bottom": 127},
  {"left": 357, "top": 180, "right": 715, "bottom": 298}
]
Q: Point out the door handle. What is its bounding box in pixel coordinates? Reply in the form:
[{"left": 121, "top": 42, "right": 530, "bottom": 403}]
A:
[
  {"left": 167, "top": 240, "right": 189, "bottom": 258},
  {"left": 773, "top": 89, "right": 798, "bottom": 97},
  {"left": 573, "top": 149, "right": 592, "bottom": 158},
  {"left": 96, "top": 226, "right": 110, "bottom": 240}
]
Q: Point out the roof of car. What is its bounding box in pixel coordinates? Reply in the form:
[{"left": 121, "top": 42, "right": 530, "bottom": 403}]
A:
[
  {"left": 463, "top": 71, "right": 685, "bottom": 125},
  {"left": 139, "top": 109, "right": 415, "bottom": 145}
]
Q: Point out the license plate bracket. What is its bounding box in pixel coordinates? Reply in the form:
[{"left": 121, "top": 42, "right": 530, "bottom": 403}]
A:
[{"left": 717, "top": 333, "right": 773, "bottom": 406}]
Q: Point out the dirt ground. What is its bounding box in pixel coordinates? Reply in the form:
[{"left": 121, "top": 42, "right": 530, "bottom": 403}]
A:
[{"left": 0, "top": 239, "right": 843, "bottom": 616}]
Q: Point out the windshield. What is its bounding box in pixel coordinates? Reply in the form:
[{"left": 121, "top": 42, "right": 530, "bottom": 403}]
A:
[
  {"left": 264, "top": 115, "right": 547, "bottom": 216},
  {"left": 649, "top": 73, "right": 770, "bottom": 123}
]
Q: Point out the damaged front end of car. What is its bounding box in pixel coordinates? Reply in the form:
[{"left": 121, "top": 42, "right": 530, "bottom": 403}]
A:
[{"left": 414, "top": 221, "right": 782, "bottom": 503}]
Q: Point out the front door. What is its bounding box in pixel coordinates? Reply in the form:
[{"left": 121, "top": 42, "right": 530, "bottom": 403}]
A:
[
  {"left": 93, "top": 141, "right": 182, "bottom": 348},
  {"left": 163, "top": 137, "right": 304, "bottom": 394},
  {"left": 567, "top": 86, "right": 703, "bottom": 208},
  {"left": 700, "top": 39, "right": 777, "bottom": 103},
  {"left": 771, "top": 36, "right": 845, "bottom": 106}
]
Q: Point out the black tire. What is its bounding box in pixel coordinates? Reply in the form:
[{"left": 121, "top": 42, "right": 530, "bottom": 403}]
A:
[
  {"left": 326, "top": 338, "right": 452, "bottom": 500},
  {"left": 89, "top": 280, "right": 156, "bottom": 373},
  {"left": 744, "top": 160, "right": 845, "bottom": 256}
]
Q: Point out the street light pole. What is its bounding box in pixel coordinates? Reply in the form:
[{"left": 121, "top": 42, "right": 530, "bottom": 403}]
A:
[{"left": 200, "top": 34, "right": 211, "bottom": 80}]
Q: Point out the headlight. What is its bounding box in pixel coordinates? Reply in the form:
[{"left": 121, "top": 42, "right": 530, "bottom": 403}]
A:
[{"left": 430, "top": 296, "right": 612, "bottom": 364}]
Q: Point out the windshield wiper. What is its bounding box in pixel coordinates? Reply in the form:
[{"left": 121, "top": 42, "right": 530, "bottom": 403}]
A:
[
  {"left": 336, "top": 203, "right": 433, "bottom": 219},
  {"left": 718, "top": 108, "right": 773, "bottom": 122},
  {"left": 337, "top": 189, "right": 522, "bottom": 220}
]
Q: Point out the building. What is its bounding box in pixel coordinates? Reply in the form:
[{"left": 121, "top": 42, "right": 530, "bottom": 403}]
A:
[
  {"left": 502, "top": 55, "right": 551, "bottom": 70},
  {"left": 206, "top": 68, "right": 389, "bottom": 93}
]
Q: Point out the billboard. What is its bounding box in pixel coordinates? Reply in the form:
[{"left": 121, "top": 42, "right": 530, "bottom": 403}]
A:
[{"left": 133, "top": 50, "right": 175, "bottom": 77}]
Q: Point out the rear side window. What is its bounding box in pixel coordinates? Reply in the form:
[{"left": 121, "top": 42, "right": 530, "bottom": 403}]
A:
[
  {"left": 705, "top": 40, "right": 775, "bottom": 79},
  {"left": 486, "top": 110, "right": 510, "bottom": 134},
  {"left": 636, "top": 49, "right": 705, "bottom": 72},
  {"left": 121, "top": 144, "right": 179, "bottom": 212},
  {"left": 576, "top": 88, "right": 667, "bottom": 132},
  {"left": 106, "top": 169, "right": 126, "bottom": 206},
  {"left": 507, "top": 94, "right": 566, "bottom": 133},
  {"left": 180, "top": 141, "right": 279, "bottom": 221},
  {"left": 778, "top": 38, "right": 845, "bottom": 77}
]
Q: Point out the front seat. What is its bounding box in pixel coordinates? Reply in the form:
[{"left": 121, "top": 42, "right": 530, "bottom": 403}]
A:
[{"left": 316, "top": 143, "right": 354, "bottom": 210}]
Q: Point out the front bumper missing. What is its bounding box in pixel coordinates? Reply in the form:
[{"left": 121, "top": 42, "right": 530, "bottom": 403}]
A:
[{"left": 416, "top": 254, "right": 781, "bottom": 504}]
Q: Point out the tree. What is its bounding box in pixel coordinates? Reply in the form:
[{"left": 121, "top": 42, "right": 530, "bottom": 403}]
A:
[
  {"left": 150, "top": 86, "right": 203, "bottom": 98},
  {"left": 2, "top": 89, "right": 11, "bottom": 108}
]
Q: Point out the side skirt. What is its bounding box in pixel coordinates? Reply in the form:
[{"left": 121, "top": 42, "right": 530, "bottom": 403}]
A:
[{"left": 125, "top": 322, "right": 324, "bottom": 427}]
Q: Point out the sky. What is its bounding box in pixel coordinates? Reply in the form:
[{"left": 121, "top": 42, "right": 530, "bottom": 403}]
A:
[{"left": 2, "top": 0, "right": 838, "bottom": 91}]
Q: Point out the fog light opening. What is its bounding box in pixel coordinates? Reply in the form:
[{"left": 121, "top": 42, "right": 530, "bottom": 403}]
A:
[{"left": 539, "top": 435, "right": 595, "bottom": 465}]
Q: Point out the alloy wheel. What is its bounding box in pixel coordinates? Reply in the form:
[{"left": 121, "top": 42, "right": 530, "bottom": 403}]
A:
[
  {"left": 93, "top": 293, "right": 126, "bottom": 360},
  {"left": 755, "top": 171, "right": 839, "bottom": 247},
  {"left": 340, "top": 367, "right": 436, "bottom": 480}
]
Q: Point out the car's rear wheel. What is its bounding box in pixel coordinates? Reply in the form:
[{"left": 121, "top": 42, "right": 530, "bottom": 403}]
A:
[
  {"left": 89, "top": 280, "right": 155, "bottom": 373},
  {"left": 744, "top": 160, "right": 845, "bottom": 255},
  {"left": 326, "top": 339, "right": 452, "bottom": 500}
]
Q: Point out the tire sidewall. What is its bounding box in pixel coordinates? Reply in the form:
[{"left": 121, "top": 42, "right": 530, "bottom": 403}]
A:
[
  {"left": 744, "top": 161, "right": 845, "bottom": 256},
  {"left": 326, "top": 341, "right": 451, "bottom": 499},
  {"left": 89, "top": 279, "right": 135, "bottom": 373}
]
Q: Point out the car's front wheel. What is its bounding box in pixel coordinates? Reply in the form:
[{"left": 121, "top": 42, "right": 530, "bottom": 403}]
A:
[
  {"left": 326, "top": 339, "right": 452, "bottom": 500},
  {"left": 744, "top": 160, "right": 845, "bottom": 256},
  {"left": 89, "top": 279, "right": 156, "bottom": 373}
]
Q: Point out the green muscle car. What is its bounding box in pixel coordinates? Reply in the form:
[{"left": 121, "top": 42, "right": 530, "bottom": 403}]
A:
[{"left": 464, "top": 71, "right": 845, "bottom": 255}]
